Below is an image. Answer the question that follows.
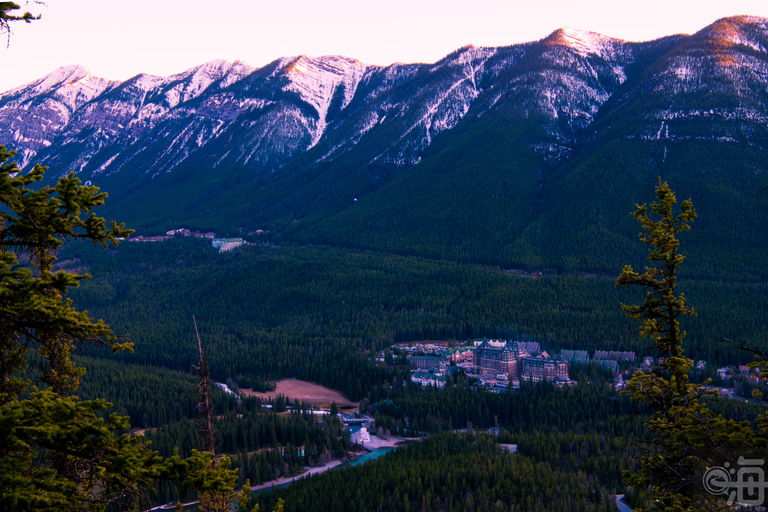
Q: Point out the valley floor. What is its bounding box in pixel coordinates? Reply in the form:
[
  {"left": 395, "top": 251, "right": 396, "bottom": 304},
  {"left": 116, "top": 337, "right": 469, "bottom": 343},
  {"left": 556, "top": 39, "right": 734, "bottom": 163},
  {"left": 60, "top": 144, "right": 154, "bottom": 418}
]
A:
[{"left": 240, "top": 378, "right": 358, "bottom": 412}]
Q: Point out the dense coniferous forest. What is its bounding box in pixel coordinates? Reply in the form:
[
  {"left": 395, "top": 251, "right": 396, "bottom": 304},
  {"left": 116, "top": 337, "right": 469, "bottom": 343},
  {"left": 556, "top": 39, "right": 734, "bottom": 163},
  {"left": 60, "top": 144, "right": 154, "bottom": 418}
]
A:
[
  {"left": 43, "top": 167, "right": 762, "bottom": 511},
  {"left": 68, "top": 236, "right": 762, "bottom": 399},
  {"left": 251, "top": 432, "right": 629, "bottom": 512},
  {"left": 74, "top": 356, "right": 239, "bottom": 429},
  {"left": 54, "top": 229, "right": 764, "bottom": 508},
  {"left": 372, "top": 375, "right": 643, "bottom": 438},
  {"left": 144, "top": 405, "right": 352, "bottom": 504},
  {"left": 144, "top": 405, "right": 350, "bottom": 461}
]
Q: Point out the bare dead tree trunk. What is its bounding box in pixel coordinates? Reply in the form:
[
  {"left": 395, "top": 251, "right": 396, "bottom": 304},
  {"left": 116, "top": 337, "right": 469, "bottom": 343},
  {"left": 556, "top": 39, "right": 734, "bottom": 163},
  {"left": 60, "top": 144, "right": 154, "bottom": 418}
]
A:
[{"left": 193, "top": 316, "right": 216, "bottom": 461}]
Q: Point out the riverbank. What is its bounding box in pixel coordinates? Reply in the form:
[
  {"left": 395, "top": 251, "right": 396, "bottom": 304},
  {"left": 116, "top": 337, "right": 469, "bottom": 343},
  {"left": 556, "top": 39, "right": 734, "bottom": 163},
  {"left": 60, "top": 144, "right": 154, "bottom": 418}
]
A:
[
  {"left": 360, "top": 434, "right": 413, "bottom": 450},
  {"left": 146, "top": 435, "right": 412, "bottom": 509},
  {"left": 250, "top": 459, "right": 344, "bottom": 492},
  {"left": 250, "top": 434, "right": 411, "bottom": 492}
]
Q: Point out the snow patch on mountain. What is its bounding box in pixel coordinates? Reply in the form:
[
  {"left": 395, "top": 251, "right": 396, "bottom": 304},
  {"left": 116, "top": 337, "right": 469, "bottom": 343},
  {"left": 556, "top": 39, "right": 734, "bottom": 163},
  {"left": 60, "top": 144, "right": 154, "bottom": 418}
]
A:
[
  {"left": 559, "top": 28, "right": 618, "bottom": 59},
  {"left": 1, "top": 65, "right": 116, "bottom": 110},
  {"left": 236, "top": 105, "right": 316, "bottom": 170},
  {"left": 670, "top": 58, "right": 698, "bottom": 85},
  {"left": 163, "top": 60, "right": 251, "bottom": 108},
  {"left": 552, "top": 29, "right": 629, "bottom": 83},
  {"left": 94, "top": 154, "right": 119, "bottom": 174},
  {"left": 131, "top": 73, "right": 173, "bottom": 93},
  {"left": 647, "top": 107, "right": 768, "bottom": 124},
  {"left": 282, "top": 56, "right": 369, "bottom": 144},
  {"left": 316, "top": 112, "right": 380, "bottom": 163},
  {"left": 196, "top": 120, "right": 226, "bottom": 147},
  {"left": 352, "top": 46, "right": 504, "bottom": 169},
  {"left": 454, "top": 45, "right": 497, "bottom": 66},
  {"left": 220, "top": 60, "right": 256, "bottom": 89}
]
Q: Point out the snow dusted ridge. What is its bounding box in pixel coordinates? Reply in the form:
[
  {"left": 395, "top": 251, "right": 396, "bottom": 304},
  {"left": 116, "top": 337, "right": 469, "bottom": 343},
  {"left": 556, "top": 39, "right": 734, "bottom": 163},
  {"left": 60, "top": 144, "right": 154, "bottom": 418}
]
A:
[
  {"left": 0, "top": 59, "right": 257, "bottom": 170},
  {"left": 281, "top": 55, "right": 368, "bottom": 145},
  {"left": 368, "top": 45, "right": 498, "bottom": 167},
  {"left": 126, "top": 59, "right": 256, "bottom": 108},
  {"left": 558, "top": 28, "right": 621, "bottom": 59},
  {"left": 1, "top": 65, "right": 118, "bottom": 112},
  {"left": 161, "top": 59, "right": 256, "bottom": 108},
  {"left": 0, "top": 65, "right": 119, "bottom": 167},
  {"left": 633, "top": 15, "right": 768, "bottom": 144},
  {"left": 0, "top": 15, "right": 767, "bottom": 186},
  {"left": 220, "top": 60, "right": 256, "bottom": 89}
]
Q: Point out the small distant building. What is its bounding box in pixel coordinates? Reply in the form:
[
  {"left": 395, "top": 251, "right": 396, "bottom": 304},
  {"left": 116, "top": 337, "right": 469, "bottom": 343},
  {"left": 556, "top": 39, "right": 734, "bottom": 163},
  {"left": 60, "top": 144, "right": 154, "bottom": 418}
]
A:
[
  {"left": 411, "top": 372, "right": 447, "bottom": 388},
  {"left": 520, "top": 355, "right": 569, "bottom": 382},
  {"left": 211, "top": 238, "right": 245, "bottom": 252},
  {"left": 409, "top": 355, "right": 448, "bottom": 371},
  {"left": 518, "top": 342, "right": 541, "bottom": 354},
  {"left": 351, "top": 427, "right": 370, "bottom": 446},
  {"left": 500, "top": 444, "right": 517, "bottom": 454},
  {"left": 561, "top": 350, "right": 590, "bottom": 365},
  {"left": 594, "top": 350, "right": 637, "bottom": 363},
  {"left": 473, "top": 338, "right": 509, "bottom": 348},
  {"left": 167, "top": 228, "right": 192, "bottom": 236},
  {"left": 442, "top": 347, "right": 474, "bottom": 364}
]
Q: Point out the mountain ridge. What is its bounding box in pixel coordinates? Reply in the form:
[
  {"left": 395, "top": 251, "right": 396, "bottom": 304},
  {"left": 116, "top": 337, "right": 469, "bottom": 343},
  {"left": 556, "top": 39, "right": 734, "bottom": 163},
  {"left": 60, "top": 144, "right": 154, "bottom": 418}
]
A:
[{"left": 1, "top": 16, "right": 766, "bottom": 274}]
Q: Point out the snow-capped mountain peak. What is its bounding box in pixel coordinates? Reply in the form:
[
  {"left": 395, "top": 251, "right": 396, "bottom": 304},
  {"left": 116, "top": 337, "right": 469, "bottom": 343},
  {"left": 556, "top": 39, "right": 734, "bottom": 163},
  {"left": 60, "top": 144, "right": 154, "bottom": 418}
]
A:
[
  {"left": 281, "top": 55, "right": 370, "bottom": 144},
  {"left": 130, "top": 73, "right": 173, "bottom": 93},
  {"left": 555, "top": 27, "right": 620, "bottom": 58},
  {"left": 2, "top": 64, "right": 116, "bottom": 111},
  {"left": 1, "top": 14, "right": 767, "bottom": 225},
  {"left": 163, "top": 59, "right": 251, "bottom": 107},
  {"left": 220, "top": 60, "right": 256, "bottom": 88},
  {"left": 284, "top": 55, "right": 369, "bottom": 111}
]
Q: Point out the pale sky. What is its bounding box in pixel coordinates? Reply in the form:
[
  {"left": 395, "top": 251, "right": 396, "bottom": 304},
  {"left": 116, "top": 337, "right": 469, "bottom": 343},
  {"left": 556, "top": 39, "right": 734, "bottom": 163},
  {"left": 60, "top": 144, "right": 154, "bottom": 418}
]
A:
[{"left": 1, "top": 0, "right": 767, "bottom": 92}]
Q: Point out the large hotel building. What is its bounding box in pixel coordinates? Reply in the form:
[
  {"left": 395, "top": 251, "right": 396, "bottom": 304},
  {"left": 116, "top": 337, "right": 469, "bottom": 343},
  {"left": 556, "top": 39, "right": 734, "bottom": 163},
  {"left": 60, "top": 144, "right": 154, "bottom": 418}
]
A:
[{"left": 473, "top": 339, "right": 569, "bottom": 382}]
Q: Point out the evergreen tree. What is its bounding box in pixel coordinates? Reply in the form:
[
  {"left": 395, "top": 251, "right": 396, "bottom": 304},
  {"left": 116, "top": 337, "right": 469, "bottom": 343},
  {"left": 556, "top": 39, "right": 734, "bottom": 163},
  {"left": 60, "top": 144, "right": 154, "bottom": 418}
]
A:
[
  {"left": 617, "top": 181, "right": 756, "bottom": 511},
  {"left": 0, "top": 2, "right": 40, "bottom": 40},
  {"left": 0, "top": 146, "right": 158, "bottom": 509},
  {"left": 0, "top": 147, "right": 134, "bottom": 402},
  {"left": 0, "top": 147, "right": 249, "bottom": 509}
]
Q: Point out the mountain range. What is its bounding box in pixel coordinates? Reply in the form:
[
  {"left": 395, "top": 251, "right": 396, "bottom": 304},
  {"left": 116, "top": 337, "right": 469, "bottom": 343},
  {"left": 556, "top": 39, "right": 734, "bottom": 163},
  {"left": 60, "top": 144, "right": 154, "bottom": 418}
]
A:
[{"left": 1, "top": 15, "right": 767, "bottom": 274}]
